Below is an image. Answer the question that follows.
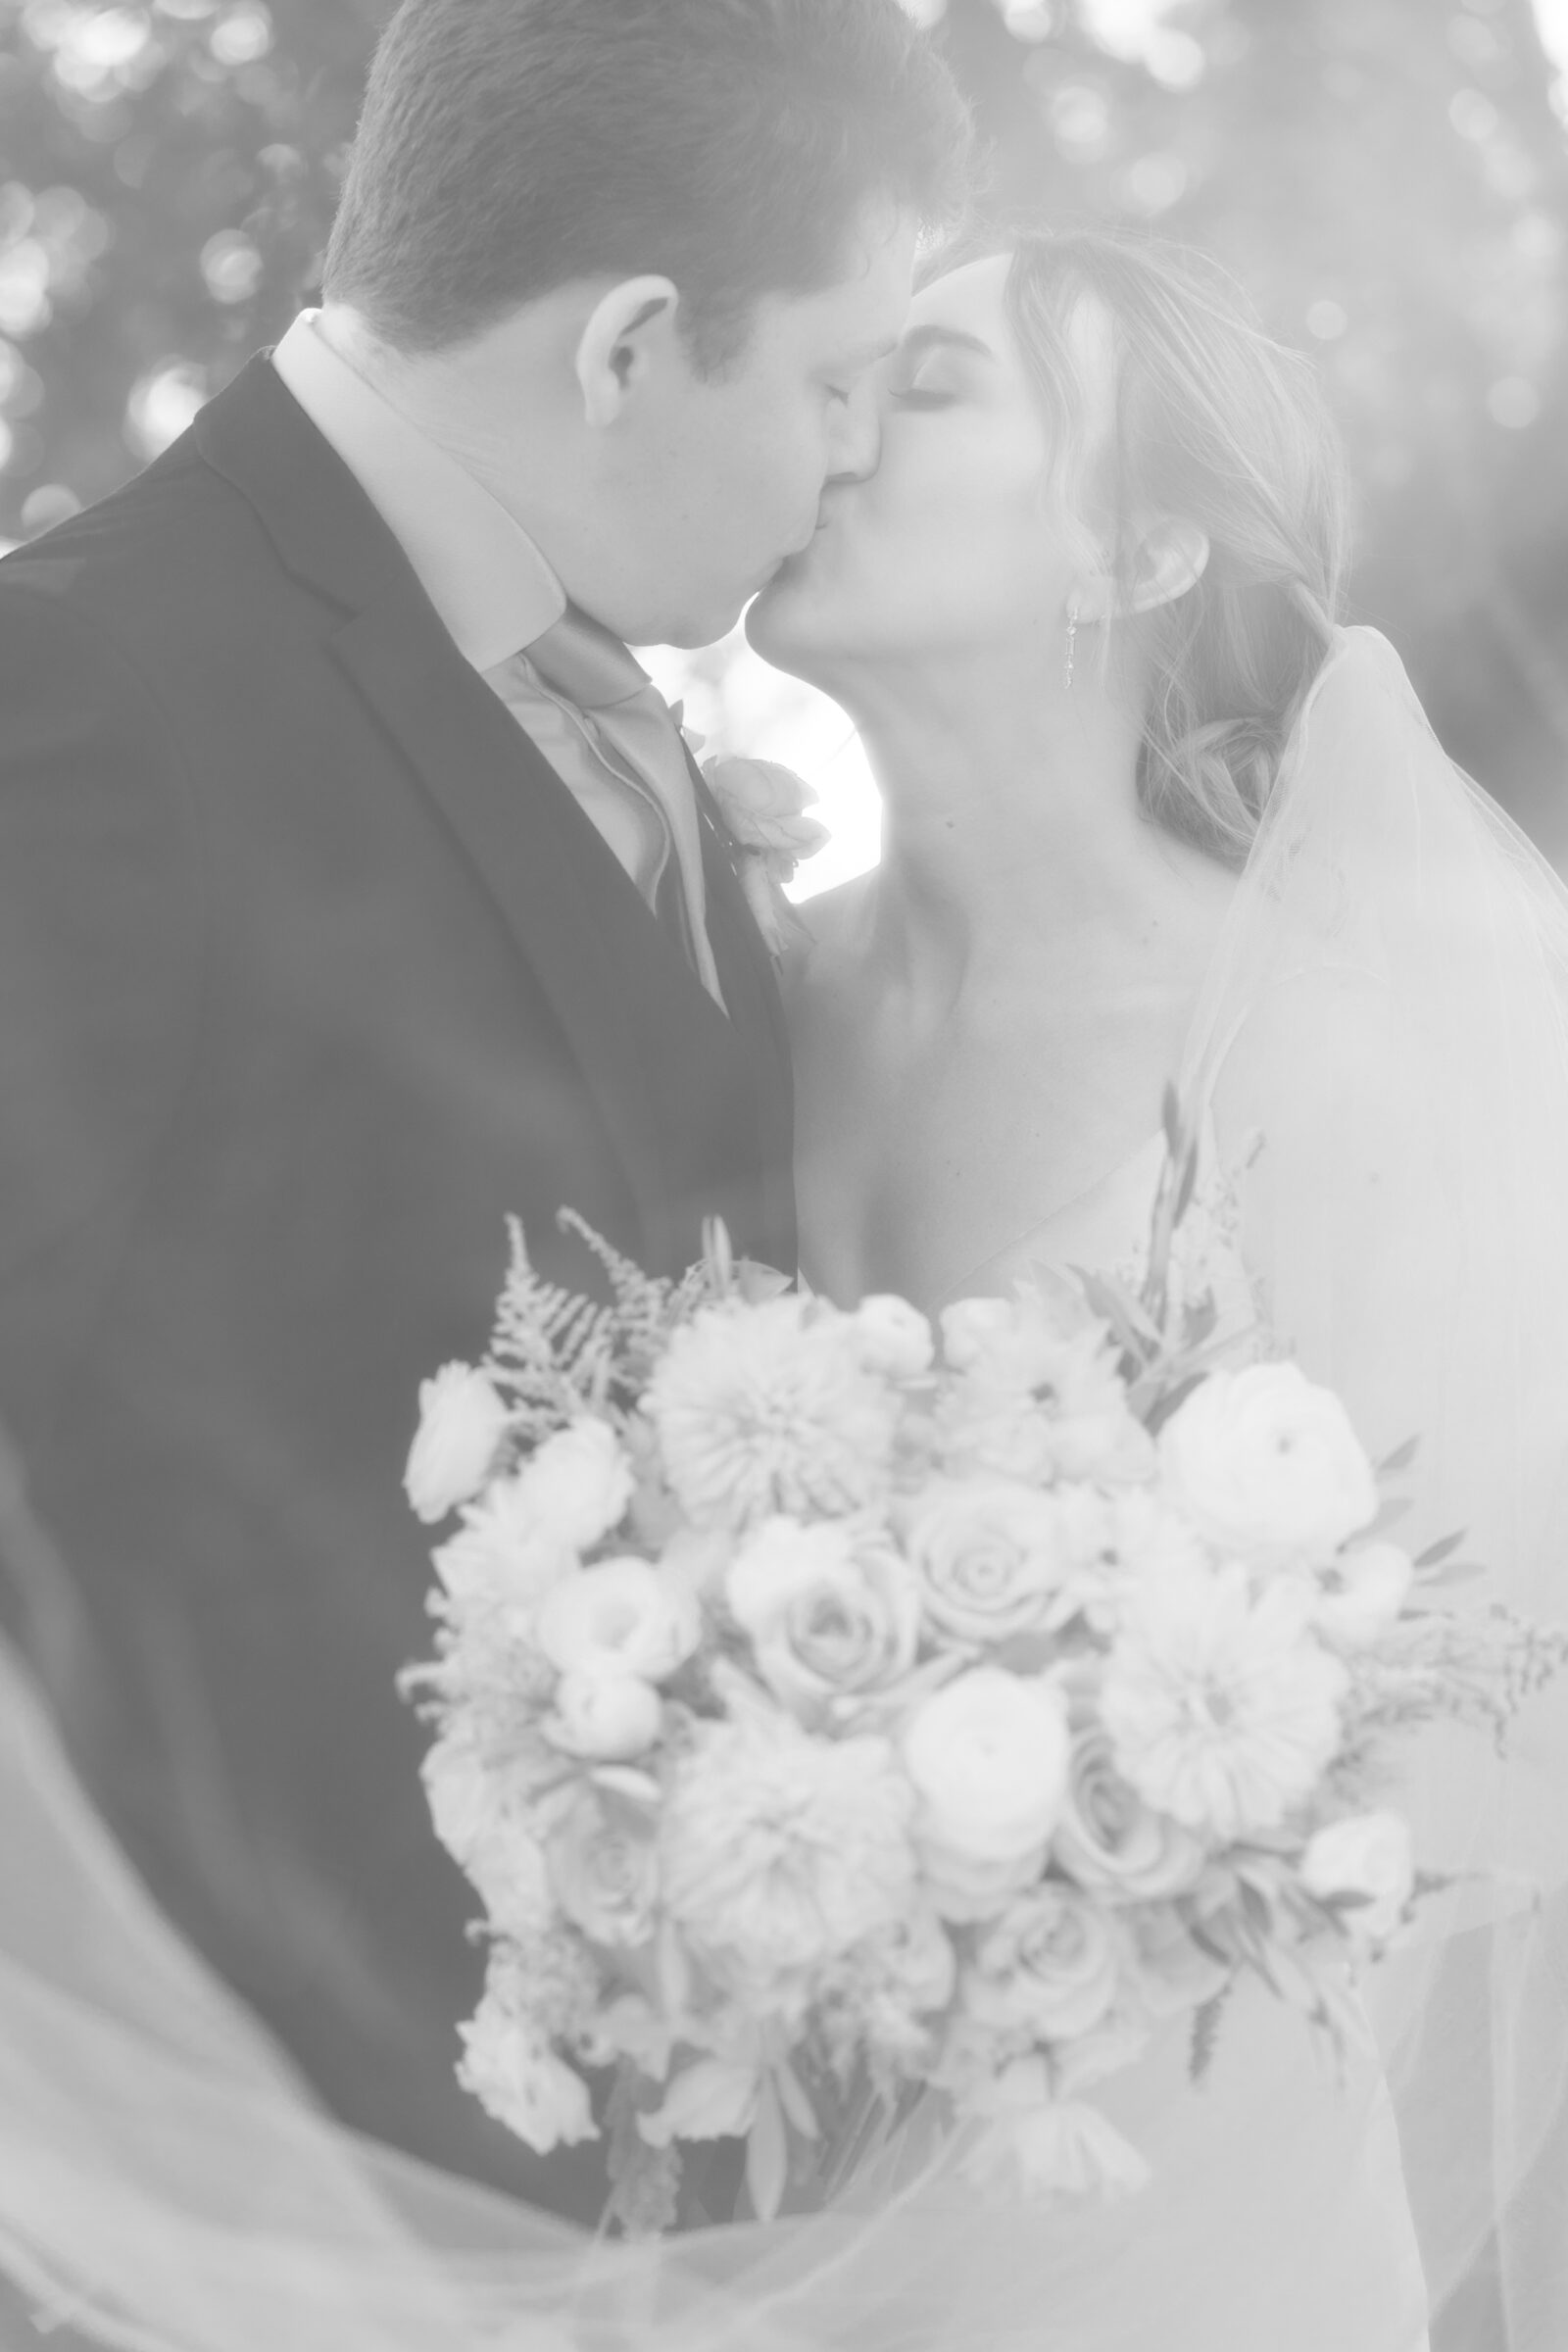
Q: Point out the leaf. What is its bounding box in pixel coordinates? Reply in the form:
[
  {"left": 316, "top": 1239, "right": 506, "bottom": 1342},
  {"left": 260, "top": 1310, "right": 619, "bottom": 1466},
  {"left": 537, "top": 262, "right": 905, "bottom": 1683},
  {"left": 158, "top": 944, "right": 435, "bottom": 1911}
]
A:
[
  {"left": 1142, "top": 1370, "right": 1207, "bottom": 1437},
  {"left": 1367, "top": 1494, "right": 1412, "bottom": 1535},
  {"left": 1172, "top": 1140, "right": 1200, "bottom": 1228},
  {"left": 1376, "top": 1435, "right": 1421, "bottom": 1476},
  {"left": 1182, "top": 1294, "right": 1219, "bottom": 1348},
  {"left": 1417, "top": 1560, "right": 1486, "bottom": 1588},
  {"left": 1161, "top": 1081, "right": 1184, "bottom": 1159},
  {"left": 1189, "top": 1984, "right": 1233, "bottom": 2086},
  {"left": 745, "top": 2077, "right": 789, "bottom": 2224},
  {"left": 773, "top": 2058, "right": 820, "bottom": 2141},
  {"left": 1412, "top": 1530, "right": 1468, "bottom": 1570}
]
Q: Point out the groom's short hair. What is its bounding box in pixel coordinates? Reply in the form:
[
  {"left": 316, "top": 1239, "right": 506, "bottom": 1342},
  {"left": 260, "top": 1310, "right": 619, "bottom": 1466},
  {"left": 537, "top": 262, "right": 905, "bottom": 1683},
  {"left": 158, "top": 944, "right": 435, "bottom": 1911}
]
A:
[{"left": 322, "top": 0, "right": 970, "bottom": 369}]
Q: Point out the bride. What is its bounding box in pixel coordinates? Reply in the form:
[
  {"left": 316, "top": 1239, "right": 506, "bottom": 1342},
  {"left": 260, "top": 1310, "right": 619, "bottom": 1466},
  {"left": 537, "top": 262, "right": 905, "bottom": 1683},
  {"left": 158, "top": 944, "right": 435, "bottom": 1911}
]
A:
[
  {"left": 747, "top": 227, "right": 1568, "bottom": 2349},
  {"left": 2, "top": 230, "right": 1565, "bottom": 2352}
]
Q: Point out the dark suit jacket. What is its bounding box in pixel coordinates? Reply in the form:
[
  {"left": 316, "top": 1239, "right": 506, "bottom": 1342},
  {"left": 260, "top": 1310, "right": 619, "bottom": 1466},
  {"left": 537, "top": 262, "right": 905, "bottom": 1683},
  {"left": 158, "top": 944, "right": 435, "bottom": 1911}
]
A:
[{"left": 0, "top": 358, "right": 795, "bottom": 2214}]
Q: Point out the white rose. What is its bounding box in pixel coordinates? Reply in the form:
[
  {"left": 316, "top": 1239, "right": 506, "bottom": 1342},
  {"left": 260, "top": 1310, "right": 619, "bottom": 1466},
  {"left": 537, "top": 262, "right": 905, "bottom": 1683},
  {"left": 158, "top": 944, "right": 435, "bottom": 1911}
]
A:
[
  {"left": 1158, "top": 1363, "right": 1378, "bottom": 1566},
  {"left": 848, "top": 1906, "right": 958, "bottom": 2052},
  {"left": 964, "top": 1883, "right": 1124, "bottom": 2041},
  {"left": 726, "top": 1516, "right": 920, "bottom": 1715},
  {"left": 904, "top": 1667, "right": 1072, "bottom": 1874},
  {"left": 851, "top": 1296, "right": 936, "bottom": 1380},
  {"left": 1052, "top": 1730, "right": 1205, "bottom": 1900},
  {"left": 543, "top": 1668, "right": 662, "bottom": 1761},
  {"left": 545, "top": 1784, "right": 660, "bottom": 1948},
  {"left": 405, "top": 1363, "right": 511, "bottom": 1523},
  {"left": 511, "top": 1418, "right": 635, "bottom": 1552},
  {"left": 899, "top": 1478, "right": 1071, "bottom": 1643},
  {"left": 457, "top": 2000, "right": 596, "bottom": 2155},
  {"left": 702, "top": 755, "right": 829, "bottom": 867},
  {"left": 535, "top": 1557, "right": 702, "bottom": 1685},
  {"left": 1314, "top": 1542, "right": 1413, "bottom": 1647},
  {"left": 1301, "top": 1810, "right": 1415, "bottom": 1944}
]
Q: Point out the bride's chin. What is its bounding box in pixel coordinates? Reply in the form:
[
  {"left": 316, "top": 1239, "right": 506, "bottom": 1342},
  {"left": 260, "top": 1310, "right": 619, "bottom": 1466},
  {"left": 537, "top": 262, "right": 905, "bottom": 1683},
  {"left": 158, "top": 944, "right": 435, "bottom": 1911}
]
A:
[{"left": 744, "top": 591, "right": 830, "bottom": 675}]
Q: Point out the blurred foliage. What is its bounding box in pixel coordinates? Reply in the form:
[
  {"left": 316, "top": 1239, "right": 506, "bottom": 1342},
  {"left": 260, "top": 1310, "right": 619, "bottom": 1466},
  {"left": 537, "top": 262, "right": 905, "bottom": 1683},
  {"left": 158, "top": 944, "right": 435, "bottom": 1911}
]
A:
[{"left": 2, "top": 0, "right": 1567, "bottom": 844}]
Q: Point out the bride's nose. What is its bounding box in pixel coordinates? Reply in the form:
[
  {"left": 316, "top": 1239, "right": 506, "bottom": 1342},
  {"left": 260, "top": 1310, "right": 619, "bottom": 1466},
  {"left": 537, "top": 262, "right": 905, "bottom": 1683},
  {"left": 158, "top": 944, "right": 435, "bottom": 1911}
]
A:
[{"left": 825, "top": 379, "right": 883, "bottom": 487}]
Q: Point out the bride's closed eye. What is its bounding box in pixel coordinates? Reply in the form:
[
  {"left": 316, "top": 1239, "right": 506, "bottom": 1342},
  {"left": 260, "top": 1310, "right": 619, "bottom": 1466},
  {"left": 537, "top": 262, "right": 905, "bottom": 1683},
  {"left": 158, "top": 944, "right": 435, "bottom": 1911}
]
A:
[
  {"left": 888, "top": 380, "right": 958, "bottom": 410},
  {"left": 885, "top": 321, "right": 993, "bottom": 411}
]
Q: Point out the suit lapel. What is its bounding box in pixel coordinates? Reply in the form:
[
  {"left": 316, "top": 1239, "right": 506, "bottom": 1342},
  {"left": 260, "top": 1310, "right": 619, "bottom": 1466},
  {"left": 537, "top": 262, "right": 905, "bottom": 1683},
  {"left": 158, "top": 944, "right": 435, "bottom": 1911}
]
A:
[
  {"left": 194, "top": 360, "right": 797, "bottom": 1273},
  {"left": 195, "top": 363, "right": 674, "bottom": 1241},
  {"left": 330, "top": 602, "right": 681, "bottom": 1211}
]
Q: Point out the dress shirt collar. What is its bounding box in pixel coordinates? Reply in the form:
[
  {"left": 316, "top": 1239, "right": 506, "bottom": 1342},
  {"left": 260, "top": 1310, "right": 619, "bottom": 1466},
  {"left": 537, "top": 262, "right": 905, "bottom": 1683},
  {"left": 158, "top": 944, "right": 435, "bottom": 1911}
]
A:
[{"left": 270, "top": 309, "right": 564, "bottom": 670}]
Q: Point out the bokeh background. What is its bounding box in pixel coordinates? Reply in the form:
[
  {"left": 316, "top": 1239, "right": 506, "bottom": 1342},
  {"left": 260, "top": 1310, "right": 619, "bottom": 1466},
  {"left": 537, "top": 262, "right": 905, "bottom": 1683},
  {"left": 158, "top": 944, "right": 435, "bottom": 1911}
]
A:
[{"left": 3, "top": 0, "right": 1568, "bottom": 886}]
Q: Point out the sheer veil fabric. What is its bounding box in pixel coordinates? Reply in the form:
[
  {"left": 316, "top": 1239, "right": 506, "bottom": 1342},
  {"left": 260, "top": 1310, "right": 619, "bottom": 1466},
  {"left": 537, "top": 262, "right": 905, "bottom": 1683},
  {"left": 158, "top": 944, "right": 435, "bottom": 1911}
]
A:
[
  {"left": 0, "top": 626, "right": 1564, "bottom": 2349},
  {"left": 1180, "top": 625, "right": 1568, "bottom": 2346}
]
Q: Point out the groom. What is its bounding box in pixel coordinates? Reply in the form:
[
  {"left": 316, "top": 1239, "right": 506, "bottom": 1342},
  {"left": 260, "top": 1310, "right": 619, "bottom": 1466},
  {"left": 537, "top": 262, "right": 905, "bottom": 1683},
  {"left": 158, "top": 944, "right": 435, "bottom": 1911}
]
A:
[{"left": 0, "top": 0, "right": 966, "bottom": 2215}]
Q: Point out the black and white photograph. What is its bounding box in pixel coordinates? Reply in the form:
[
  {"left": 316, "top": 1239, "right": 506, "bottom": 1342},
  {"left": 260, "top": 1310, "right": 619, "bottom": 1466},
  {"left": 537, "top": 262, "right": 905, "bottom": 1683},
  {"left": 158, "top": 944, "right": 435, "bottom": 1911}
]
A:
[{"left": 0, "top": 3, "right": 1565, "bottom": 2346}]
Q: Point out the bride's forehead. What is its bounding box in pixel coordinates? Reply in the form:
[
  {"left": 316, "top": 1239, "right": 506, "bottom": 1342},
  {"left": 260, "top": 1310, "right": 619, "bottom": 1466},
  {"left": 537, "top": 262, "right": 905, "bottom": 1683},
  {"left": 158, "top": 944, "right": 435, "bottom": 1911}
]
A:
[{"left": 908, "top": 251, "right": 1011, "bottom": 330}]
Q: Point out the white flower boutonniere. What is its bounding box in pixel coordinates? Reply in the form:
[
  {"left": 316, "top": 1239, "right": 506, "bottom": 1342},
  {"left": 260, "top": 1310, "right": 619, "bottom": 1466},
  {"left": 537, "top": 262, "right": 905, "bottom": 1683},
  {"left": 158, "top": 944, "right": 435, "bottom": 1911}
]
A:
[{"left": 702, "top": 755, "right": 830, "bottom": 960}]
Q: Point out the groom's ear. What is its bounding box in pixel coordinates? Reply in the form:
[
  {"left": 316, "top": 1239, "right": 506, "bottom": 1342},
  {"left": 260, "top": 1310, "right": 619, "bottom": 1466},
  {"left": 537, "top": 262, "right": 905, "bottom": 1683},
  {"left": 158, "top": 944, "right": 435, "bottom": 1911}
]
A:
[
  {"left": 1115, "top": 518, "right": 1210, "bottom": 618},
  {"left": 573, "top": 276, "right": 683, "bottom": 428}
]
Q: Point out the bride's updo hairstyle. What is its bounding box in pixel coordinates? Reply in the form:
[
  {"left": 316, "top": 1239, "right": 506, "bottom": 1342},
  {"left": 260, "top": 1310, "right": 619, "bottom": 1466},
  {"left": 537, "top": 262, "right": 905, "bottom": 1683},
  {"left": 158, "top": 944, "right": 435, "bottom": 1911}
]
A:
[{"left": 1005, "top": 230, "right": 1349, "bottom": 863}]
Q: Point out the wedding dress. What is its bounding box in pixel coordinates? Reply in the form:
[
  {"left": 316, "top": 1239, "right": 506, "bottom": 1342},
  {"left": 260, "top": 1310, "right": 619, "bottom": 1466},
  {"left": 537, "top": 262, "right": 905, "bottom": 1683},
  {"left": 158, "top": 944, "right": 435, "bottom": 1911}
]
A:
[{"left": 0, "top": 627, "right": 1563, "bottom": 2351}]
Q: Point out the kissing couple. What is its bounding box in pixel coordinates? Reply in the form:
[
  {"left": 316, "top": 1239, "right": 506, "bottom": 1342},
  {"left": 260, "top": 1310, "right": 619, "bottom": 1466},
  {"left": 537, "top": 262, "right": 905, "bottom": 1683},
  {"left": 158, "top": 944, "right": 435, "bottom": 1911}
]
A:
[{"left": 0, "top": 3, "right": 1564, "bottom": 2348}]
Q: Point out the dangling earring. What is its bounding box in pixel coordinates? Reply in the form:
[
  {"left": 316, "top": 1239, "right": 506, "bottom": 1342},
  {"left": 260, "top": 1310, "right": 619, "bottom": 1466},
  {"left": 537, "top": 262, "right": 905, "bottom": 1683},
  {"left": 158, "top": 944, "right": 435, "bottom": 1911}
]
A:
[{"left": 1063, "top": 602, "right": 1078, "bottom": 692}]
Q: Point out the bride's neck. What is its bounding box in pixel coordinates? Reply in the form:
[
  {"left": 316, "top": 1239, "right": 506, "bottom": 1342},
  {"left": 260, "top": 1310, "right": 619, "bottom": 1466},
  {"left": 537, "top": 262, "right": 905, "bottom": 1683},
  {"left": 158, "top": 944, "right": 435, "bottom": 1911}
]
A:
[{"left": 851, "top": 658, "right": 1177, "bottom": 989}]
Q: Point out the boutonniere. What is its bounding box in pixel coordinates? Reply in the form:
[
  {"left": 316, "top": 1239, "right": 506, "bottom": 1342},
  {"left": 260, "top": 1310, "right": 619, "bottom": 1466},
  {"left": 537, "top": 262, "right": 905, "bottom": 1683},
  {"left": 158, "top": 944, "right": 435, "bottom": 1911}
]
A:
[{"left": 700, "top": 755, "right": 830, "bottom": 961}]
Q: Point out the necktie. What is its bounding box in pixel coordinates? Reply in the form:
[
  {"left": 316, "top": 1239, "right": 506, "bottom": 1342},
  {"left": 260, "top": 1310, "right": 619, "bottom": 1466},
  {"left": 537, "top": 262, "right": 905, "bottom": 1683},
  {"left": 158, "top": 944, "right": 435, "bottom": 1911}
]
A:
[{"left": 510, "top": 608, "right": 725, "bottom": 1009}]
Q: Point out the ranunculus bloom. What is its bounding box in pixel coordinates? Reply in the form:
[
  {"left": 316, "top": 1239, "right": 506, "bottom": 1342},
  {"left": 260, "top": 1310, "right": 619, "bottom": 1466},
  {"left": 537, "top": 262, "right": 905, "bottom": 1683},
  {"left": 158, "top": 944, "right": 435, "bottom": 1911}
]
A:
[
  {"left": 457, "top": 1995, "right": 596, "bottom": 2155},
  {"left": 726, "top": 1516, "right": 921, "bottom": 1716},
  {"left": 546, "top": 1784, "right": 660, "bottom": 1948},
  {"left": 1052, "top": 1730, "right": 1205, "bottom": 1900},
  {"left": 543, "top": 1667, "right": 662, "bottom": 1761},
  {"left": 1102, "top": 1563, "right": 1348, "bottom": 1839},
  {"left": 508, "top": 1417, "right": 635, "bottom": 1553},
  {"left": 903, "top": 1667, "right": 1072, "bottom": 1871},
  {"left": 405, "top": 1362, "right": 511, "bottom": 1523},
  {"left": 964, "top": 1884, "right": 1123, "bottom": 2040},
  {"left": 899, "top": 1478, "right": 1071, "bottom": 1643},
  {"left": 661, "top": 1709, "right": 916, "bottom": 1984},
  {"left": 1158, "top": 1363, "right": 1379, "bottom": 1567},
  {"left": 851, "top": 1295, "right": 936, "bottom": 1380},
  {"left": 648, "top": 1297, "right": 901, "bottom": 1530},
  {"left": 535, "top": 1556, "right": 701, "bottom": 1685},
  {"left": 1313, "top": 1542, "right": 1413, "bottom": 1647},
  {"left": 1301, "top": 1809, "right": 1414, "bottom": 1944}
]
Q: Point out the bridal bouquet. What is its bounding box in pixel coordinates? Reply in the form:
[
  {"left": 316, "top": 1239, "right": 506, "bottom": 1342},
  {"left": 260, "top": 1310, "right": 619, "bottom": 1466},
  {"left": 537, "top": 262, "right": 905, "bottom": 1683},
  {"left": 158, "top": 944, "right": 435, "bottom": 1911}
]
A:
[{"left": 403, "top": 1103, "right": 1564, "bottom": 2231}]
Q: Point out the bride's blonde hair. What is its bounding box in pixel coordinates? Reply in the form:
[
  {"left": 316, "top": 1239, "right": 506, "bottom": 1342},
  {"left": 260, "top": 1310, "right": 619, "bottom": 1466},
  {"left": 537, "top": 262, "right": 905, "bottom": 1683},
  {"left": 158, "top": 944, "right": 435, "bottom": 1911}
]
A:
[{"left": 1004, "top": 228, "right": 1348, "bottom": 863}]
